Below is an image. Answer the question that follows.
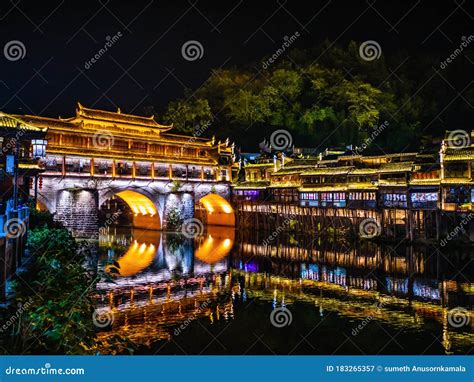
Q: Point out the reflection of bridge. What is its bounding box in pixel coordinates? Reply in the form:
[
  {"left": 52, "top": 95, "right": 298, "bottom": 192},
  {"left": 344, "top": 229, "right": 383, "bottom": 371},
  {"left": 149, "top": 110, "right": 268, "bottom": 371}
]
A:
[
  {"left": 18, "top": 104, "right": 236, "bottom": 236},
  {"left": 95, "top": 279, "right": 233, "bottom": 352},
  {"left": 98, "top": 226, "right": 234, "bottom": 289}
]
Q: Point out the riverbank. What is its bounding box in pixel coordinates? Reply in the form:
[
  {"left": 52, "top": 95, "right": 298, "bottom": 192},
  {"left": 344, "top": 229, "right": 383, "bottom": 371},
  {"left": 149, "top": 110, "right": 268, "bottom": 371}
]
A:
[{"left": 0, "top": 209, "right": 96, "bottom": 354}]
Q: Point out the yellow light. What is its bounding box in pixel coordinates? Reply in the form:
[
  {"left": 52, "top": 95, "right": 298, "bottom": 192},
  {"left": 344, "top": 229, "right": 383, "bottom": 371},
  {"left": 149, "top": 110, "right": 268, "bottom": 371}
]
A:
[
  {"left": 116, "top": 190, "right": 158, "bottom": 216},
  {"left": 199, "top": 194, "right": 235, "bottom": 227},
  {"left": 222, "top": 205, "right": 233, "bottom": 214},
  {"left": 194, "top": 226, "right": 235, "bottom": 264},
  {"left": 106, "top": 236, "right": 159, "bottom": 277}
]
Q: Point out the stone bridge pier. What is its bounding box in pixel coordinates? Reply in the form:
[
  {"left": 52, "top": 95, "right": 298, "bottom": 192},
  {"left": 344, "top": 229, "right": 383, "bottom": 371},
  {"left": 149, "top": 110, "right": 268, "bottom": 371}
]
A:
[{"left": 36, "top": 176, "right": 234, "bottom": 237}]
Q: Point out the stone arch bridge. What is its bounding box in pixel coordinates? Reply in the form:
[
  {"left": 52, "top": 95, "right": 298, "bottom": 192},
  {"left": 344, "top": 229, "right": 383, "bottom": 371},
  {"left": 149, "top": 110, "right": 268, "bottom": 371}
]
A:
[
  {"left": 37, "top": 176, "right": 235, "bottom": 237},
  {"left": 17, "top": 103, "right": 236, "bottom": 237}
]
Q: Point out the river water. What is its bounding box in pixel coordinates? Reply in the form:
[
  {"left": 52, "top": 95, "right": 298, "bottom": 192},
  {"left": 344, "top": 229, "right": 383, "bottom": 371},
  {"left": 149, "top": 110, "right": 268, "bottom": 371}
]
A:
[{"left": 94, "top": 226, "right": 473, "bottom": 355}]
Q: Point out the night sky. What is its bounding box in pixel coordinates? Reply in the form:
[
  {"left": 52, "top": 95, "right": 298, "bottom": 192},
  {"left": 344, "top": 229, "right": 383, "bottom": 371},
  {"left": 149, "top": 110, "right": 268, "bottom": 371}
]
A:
[{"left": 0, "top": 0, "right": 471, "bottom": 121}]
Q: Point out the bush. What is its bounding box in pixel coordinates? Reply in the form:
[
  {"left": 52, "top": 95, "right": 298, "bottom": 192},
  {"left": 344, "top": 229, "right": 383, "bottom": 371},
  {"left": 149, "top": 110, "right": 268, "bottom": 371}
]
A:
[
  {"left": 166, "top": 206, "right": 183, "bottom": 231},
  {"left": 4, "top": 215, "right": 96, "bottom": 354}
]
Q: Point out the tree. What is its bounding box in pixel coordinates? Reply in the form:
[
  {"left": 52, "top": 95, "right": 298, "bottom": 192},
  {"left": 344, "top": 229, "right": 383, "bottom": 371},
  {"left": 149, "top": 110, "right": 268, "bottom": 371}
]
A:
[{"left": 164, "top": 98, "right": 213, "bottom": 134}]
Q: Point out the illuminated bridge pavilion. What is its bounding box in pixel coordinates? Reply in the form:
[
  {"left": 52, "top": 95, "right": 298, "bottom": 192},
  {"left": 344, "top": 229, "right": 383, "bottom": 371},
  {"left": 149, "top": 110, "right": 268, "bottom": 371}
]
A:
[{"left": 16, "top": 103, "right": 235, "bottom": 236}]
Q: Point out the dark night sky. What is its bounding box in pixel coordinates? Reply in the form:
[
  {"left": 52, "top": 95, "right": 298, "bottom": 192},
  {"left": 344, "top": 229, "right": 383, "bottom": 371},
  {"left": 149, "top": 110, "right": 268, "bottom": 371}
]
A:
[{"left": 0, "top": 0, "right": 471, "bottom": 121}]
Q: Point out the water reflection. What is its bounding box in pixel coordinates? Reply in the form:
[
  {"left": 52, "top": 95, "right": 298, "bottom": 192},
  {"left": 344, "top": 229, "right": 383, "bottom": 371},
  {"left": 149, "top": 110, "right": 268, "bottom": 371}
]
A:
[
  {"left": 97, "top": 227, "right": 233, "bottom": 289},
  {"left": 95, "top": 227, "right": 473, "bottom": 355}
]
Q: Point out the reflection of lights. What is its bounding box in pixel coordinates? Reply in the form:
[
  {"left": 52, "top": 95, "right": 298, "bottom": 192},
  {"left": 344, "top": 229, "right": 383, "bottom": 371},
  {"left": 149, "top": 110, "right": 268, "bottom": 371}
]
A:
[
  {"left": 106, "top": 239, "right": 158, "bottom": 277},
  {"left": 222, "top": 205, "right": 233, "bottom": 214},
  {"left": 194, "top": 227, "right": 234, "bottom": 264}
]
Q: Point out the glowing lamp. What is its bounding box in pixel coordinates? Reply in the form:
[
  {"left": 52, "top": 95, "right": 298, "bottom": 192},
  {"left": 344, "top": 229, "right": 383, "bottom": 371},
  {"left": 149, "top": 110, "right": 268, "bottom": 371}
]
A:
[{"left": 31, "top": 139, "right": 47, "bottom": 158}]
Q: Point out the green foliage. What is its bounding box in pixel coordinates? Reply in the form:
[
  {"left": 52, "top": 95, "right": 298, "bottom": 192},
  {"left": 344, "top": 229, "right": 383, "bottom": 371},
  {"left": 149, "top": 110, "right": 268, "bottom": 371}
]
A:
[
  {"left": 170, "top": 180, "right": 182, "bottom": 193},
  {"left": 28, "top": 208, "right": 62, "bottom": 230},
  {"left": 166, "top": 207, "right": 183, "bottom": 231},
  {"left": 163, "top": 98, "right": 213, "bottom": 134},
  {"left": 3, "top": 221, "right": 95, "bottom": 354},
  {"left": 160, "top": 40, "right": 474, "bottom": 153}
]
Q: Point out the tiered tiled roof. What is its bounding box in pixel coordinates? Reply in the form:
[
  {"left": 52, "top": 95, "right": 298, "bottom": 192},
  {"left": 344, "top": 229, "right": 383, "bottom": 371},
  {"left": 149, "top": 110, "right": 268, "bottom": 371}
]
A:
[
  {"left": 302, "top": 166, "right": 354, "bottom": 176},
  {"left": 76, "top": 102, "right": 172, "bottom": 130},
  {"left": 443, "top": 148, "right": 474, "bottom": 161},
  {"left": 377, "top": 161, "right": 414, "bottom": 173}
]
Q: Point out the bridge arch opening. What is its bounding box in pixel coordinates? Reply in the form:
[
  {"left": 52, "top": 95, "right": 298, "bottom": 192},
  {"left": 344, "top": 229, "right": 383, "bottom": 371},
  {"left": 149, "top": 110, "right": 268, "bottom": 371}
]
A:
[
  {"left": 198, "top": 194, "right": 235, "bottom": 227},
  {"left": 101, "top": 190, "right": 161, "bottom": 230}
]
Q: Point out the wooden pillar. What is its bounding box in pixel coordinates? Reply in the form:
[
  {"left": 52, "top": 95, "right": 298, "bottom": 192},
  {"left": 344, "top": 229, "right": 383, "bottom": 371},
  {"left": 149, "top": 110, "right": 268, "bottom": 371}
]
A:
[{"left": 90, "top": 158, "right": 95, "bottom": 176}]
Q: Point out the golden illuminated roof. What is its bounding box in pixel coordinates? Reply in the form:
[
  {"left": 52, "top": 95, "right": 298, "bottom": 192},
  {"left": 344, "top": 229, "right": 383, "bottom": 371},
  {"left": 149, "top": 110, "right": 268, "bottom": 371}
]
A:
[
  {"left": 0, "top": 112, "right": 47, "bottom": 133},
  {"left": 443, "top": 148, "right": 474, "bottom": 161},
  {"left": 378, "top": 161, "right": 414, "bottom": 173},
  {"left": 233, "top": 181, "right": 270, "bottom": 189},
  {"left": 76, "top": 102, "right": 172, "bottom": 130},
  {"left": 409, "top": 178, "right": 440, "bottom": 186},
  {"left": 299, "top": 186, "right": 347, "bottom": 192},
  {"left": 302, "top": 166, "right": 354, "bottom": 176}
]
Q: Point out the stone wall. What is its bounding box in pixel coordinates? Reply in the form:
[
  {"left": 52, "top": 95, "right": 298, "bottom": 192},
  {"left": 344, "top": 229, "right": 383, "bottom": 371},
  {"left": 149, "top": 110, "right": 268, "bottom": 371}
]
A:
[
  {"left": 163, "top": 192, "right": 195, "bottom": 230},
  {"left": 36, "top": 176, "right": 233, "bottom": 234},
  {"left": 54, "top": 189, "right": 99, "bottom": 237}
]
